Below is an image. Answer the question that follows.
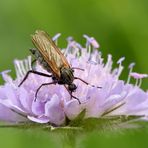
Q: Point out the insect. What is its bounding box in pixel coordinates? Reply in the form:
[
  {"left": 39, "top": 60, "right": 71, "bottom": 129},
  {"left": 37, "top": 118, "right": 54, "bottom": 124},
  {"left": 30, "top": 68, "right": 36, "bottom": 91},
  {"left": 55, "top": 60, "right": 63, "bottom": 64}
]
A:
[{"left": 18, "top": 30, "right": 101, "bottom": 103}]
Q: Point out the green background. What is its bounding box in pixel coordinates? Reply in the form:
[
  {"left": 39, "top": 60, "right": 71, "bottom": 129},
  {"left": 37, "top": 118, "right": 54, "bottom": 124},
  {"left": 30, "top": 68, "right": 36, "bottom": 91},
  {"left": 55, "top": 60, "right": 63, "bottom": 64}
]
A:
[{"left": 0, "top": 0, "right": 148, "bottom": 147}]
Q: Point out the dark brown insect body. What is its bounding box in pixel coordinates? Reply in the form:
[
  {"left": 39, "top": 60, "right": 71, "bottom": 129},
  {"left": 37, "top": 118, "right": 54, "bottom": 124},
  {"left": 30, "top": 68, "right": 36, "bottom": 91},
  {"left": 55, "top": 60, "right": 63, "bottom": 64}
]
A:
[{"left": 30, "top": 30, "right": 77, "bottom": 91}]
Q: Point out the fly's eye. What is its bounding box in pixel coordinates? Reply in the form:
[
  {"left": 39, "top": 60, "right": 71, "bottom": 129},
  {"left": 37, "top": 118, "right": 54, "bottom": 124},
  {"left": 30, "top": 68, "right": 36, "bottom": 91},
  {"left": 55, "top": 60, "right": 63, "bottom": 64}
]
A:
[
  {"left": 68, "top": 84, "right": 77, "bottom": 91},
  {"left": 29, "top": 48, "right": 36, "bottom": 54}
]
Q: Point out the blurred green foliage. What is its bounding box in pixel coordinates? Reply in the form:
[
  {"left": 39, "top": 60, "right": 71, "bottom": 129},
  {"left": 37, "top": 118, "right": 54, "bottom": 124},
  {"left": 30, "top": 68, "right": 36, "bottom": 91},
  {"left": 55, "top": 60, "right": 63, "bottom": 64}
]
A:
[{"left": 0, "top": 0, "right": 148, "bottom": 147}]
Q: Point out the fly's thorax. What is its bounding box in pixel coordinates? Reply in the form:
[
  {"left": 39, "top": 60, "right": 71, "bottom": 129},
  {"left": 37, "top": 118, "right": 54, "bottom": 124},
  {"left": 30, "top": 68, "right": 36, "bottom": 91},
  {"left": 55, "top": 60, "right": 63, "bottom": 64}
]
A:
[
  {"left": 30, "top": 48, "right": 51, "bottom": 72},
  {"left": 60, "top": 67, "right": 74, "bottom": 84}
]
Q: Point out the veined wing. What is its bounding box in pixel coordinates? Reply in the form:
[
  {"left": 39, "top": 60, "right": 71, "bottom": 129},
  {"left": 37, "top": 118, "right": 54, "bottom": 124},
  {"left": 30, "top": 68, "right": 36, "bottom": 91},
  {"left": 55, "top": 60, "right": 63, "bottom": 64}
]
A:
[{"left": 32, "top": 30, "right": 70, "bottom": 78}]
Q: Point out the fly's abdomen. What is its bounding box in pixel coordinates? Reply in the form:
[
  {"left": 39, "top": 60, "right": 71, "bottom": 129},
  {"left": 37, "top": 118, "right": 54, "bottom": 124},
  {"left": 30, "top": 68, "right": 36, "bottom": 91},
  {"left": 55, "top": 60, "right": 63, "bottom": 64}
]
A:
[{"left": 30, "top": 48, "right": 51, "bottom": 72}]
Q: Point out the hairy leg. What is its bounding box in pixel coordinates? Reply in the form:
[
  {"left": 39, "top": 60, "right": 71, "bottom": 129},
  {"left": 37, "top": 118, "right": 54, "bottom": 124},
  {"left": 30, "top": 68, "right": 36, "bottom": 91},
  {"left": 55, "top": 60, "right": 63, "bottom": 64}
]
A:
[
  {"left": 34, "top": 82, "right": 56, "bottom": 101},
  {"left": 64, "top": 85, "right": 81, "bottom": 104},
  {"left": 18, "top": 70, "right": 52, "bottom": 87},
  {"left": 74, "top": 77, "right": 102, "bottom": 89}
]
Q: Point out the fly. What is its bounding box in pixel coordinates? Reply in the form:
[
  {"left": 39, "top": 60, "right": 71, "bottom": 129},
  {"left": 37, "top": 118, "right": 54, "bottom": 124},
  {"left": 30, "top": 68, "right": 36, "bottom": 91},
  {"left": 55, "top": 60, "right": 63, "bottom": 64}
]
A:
[{"left": 19, "top": 30, "right": 101, "bottom": 103}]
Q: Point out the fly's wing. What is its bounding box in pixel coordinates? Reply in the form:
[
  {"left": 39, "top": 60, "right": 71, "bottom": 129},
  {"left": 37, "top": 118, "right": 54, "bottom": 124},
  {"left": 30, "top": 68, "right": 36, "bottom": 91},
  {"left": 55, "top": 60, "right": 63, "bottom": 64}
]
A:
[{"left": 32, "top": 30, "right": 70, "bottom": 78}]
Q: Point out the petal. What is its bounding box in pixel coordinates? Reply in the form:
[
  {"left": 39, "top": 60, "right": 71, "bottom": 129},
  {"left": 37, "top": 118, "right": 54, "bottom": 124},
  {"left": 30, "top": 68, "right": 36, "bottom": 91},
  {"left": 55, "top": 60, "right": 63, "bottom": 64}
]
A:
[
  {"left": 102, "top": 91, "right": 127, "bottom": 110},
  {"left": 0, "top": 103, "right": 27, "bottom": 122},
  {"left": 0, "top": 99, "right": 27, "bottom": 115},
  {"left": 18, "top": 87, "right": 33, "bottom": 113},
  {"left": 32, "top": 101, "right": 45, "bottom": 116},
  {"left": 45, "top": 94, "right": 65, "bottom": 125},
  {"left": 0, "top": 86, "right": 7, "bottom": 99},
  {"left": 126, "top": 87, "right": 147, "bottom": 106},
  {"left": 110, "top": 80, "right": 124, "bottom": 95},
  {"left": 4, "top": 84, "right": 21, "bottom": 106},
  {"left": 64, "top": 99, "right": 83, "bottom": 120},
  {"left": 1, "top": 70, "right": 12, "bottom": 83},
  {"left": 27, "top": 115, "right": 49, "bottom": 123}
]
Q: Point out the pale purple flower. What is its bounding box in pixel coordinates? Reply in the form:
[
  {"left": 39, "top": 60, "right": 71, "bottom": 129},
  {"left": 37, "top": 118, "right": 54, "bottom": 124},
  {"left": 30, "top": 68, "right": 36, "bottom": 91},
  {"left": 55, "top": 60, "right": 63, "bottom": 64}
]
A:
[{"left": 0, "top": 34, "right": 148, "bottom": 129}]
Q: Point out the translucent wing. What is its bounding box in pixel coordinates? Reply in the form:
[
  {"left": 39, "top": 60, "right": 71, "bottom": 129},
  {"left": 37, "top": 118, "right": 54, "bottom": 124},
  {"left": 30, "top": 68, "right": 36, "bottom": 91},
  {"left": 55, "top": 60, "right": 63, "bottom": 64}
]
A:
[{"left": 32, "top": 30, "right": 70, "bottom": 78}]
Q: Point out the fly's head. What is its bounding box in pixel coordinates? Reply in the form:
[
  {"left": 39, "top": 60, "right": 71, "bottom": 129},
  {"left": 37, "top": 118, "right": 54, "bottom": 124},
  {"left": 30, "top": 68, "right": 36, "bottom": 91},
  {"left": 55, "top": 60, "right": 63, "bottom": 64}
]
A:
[
  {"left": 68, "top": 83, "right": 77, "bottom": 92},
  {"left": 29, "top": 48, "right": 36, "bottom": 55}
]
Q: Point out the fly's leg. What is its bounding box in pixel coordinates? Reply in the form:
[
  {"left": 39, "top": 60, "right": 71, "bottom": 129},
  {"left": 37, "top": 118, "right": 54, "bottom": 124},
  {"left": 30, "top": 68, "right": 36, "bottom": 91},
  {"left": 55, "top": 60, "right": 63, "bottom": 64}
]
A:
[
  {"left": 64, "top": 85, "right": 81, "bottom": 104},
  {"left": 35, "top": 82, "right": 56, "bottom": 101},
  {"left": 71, "top": 94, "right": 81, "bottom": 104},
  {"left": 74, "top": 77, "right": 102, "bottom": 89},
  {"left": 72, "top": 67, "right": 84, "bottom": 71},
  {"left": 18, "top": 70, "right": 52, "bottom": 87}
]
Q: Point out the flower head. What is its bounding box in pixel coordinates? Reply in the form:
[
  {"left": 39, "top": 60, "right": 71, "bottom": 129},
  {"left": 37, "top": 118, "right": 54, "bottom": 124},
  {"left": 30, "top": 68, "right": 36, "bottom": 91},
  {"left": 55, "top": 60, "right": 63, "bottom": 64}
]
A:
[{"left": 0, "top": 34, "right": 148, "bottom": 130}]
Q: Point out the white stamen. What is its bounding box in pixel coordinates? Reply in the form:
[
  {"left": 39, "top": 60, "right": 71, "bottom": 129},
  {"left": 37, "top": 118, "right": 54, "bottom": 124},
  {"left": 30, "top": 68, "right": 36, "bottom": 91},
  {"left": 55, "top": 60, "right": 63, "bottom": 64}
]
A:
[
  {"left": 14, "top": 60, "right": 24, "bottom": 78},
  {"left": 135, "top": 79, "right": 139, "bottom": 86},
  {"left": 0, "top": 70, "right": 11, "bottom": 81},
  {"left": 64, "top": 39, "right": 75, "bottom": 55},
  {"left": 116, "top": 65, "right": 124, "bottom": 79},
  {"left": 67, "top": 36, "right": 73, "bottom": 42},
  {"left": 117, "top": 57, "right": 125, "bottom": 65},
  {"left": 112, "top": 68, "right": 118, "bottom": 77},
  {"left": 83, "top": 35, "right": 92, "bottom": 53},
  {"left": 20, "top": 61, "right": 26, "bottom": 75},
  {"left": 127, "top": 62, "right": 135, "bottom": 84},
  {"left": 90, "top": 37, "right": 100, "bottom": 49},
  {"left": 0, "top": 70, "right": 11, "bottom": 75},
  {"left": 14, "top": 56, "right": 32, "bottom": 79},
  {"left": 89, "top": 50, "right": 99, "bottom": 64},
  {"left": 128, "top": 63, "right": 135, "bottom": 69},
  {"left": 28, "top": 56, "right": 32, "bottom": 70},
  {"left": 83, "top": 34, "right": 100, "bottom": 49},
  {"left": 104, "top": 54, "right": 113, "bottom": 73},
  {"left": 138, "top": 79, "right": 142, "bottom": 87},
  {"left": 14, "top": 63, "right": 20, "bottom": 78},
  {"left": 75, "top": 43, "right": 82, "bottom": 49},
  {"left": 130, "top": 72, "right": 148, "bottom": 87},
  {"left": 116, "top": 57, "right": 125, "bottom": 79},
  {"left": 130, "top": 72, "right": 148, "bottom": 79},
  {"left": 65, "top": 40, "right": 81, "bottom": 57},
  {"left": 0, "top": 70, "right": 17, "bottom": 88},
  {"left": 52, "top": 33, "right": 61, "bottom": 45},
  {"left": 24, "top": 56, "right": 32, "bottom": 73},
  {"left": 24, "top": 59, "right": 29, "bottom": 72},
  {"left": 98, "top": 51, "right": 103, "bottom": 64}
]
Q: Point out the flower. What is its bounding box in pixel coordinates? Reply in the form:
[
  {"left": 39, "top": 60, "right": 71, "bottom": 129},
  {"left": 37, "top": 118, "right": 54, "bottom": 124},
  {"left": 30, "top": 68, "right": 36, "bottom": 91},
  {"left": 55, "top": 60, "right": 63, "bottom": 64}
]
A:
[{"left": 0, "top": 34, "right": 148, "bottom": 130}]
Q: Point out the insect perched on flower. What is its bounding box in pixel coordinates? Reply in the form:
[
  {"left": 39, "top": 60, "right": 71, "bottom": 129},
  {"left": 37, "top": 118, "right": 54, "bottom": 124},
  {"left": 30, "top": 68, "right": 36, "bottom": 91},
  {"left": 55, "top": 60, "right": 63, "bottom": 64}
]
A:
[{"left": 19, "top": 30, "right": 98, "bottom": 103}]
